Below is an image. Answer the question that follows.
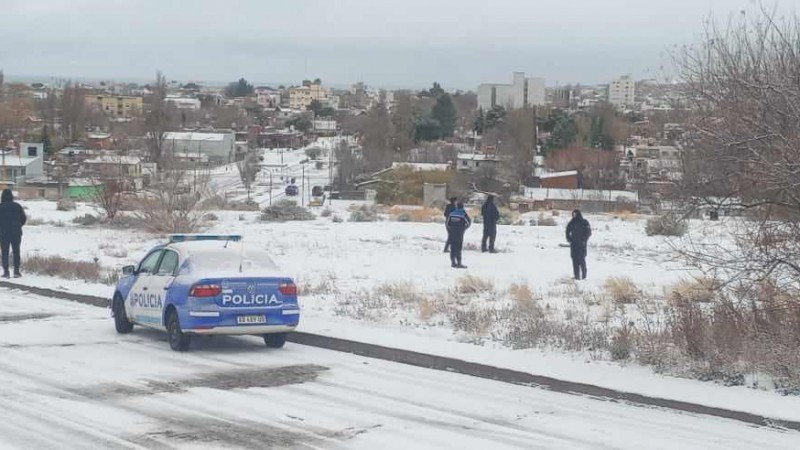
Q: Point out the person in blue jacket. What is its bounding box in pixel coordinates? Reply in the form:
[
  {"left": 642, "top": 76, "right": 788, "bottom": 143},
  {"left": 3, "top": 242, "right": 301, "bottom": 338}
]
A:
[{"left": 446, "top": 202, "right": 471, "bottom": 269}]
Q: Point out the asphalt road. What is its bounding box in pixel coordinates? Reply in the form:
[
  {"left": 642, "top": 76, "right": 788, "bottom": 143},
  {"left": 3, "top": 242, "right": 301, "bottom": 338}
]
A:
[{"left": 1, "top": 288, "right": 799, "bottom": 449}]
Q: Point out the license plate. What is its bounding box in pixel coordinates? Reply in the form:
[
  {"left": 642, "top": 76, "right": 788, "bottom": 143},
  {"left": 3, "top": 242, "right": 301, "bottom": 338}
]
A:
[{"left": 237, "top": 315, "right": 266, "bottom": 325}]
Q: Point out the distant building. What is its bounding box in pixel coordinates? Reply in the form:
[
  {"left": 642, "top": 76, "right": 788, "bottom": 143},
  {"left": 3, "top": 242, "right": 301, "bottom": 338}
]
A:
[
  {"left": 163, "top": 131, "right": 236, "bottom": 164},
  {"left": 478, "top": 72, "right": 546, "bottom": 110},
  {"left": 85, "top": 94, "right": 143, "bottom": 118},
  {"left": 165, "top": 95, "right": 201, "bottom": 110},
  {"left": 83, "top": 156, "right": 143, "bottom": 180},
  {"left": 539, "top": 170, "right": 579, "bottom": 189},
  {"left": 0, "top": 143, "right": 44, "bottom": 185},
  {"left": 608, "top": 76, "right": 636, "bottom": 107},
  {"left": 289, "top": 82, "right": 328, "bottom": 110}
]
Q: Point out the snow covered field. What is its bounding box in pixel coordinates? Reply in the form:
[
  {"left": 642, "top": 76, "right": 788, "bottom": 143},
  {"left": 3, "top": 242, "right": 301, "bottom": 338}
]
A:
[{"left": 1, "top": 290, "right": 799, "bottom": 449}]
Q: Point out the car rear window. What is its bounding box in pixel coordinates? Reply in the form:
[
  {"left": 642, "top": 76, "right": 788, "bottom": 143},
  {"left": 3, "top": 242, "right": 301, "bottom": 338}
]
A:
[{"left": 181, "top": 241, "right": 279, "bottom": 275}]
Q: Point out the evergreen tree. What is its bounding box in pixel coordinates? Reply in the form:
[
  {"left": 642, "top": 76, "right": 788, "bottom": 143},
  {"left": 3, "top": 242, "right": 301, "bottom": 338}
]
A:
[{"left": 432, "top": 94, "right": 457, "bottom": 138}]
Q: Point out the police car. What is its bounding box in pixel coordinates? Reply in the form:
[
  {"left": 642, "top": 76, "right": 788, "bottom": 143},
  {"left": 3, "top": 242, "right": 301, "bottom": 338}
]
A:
[{"left": 111, "top": 234, "right": 299, "bottom": 351}]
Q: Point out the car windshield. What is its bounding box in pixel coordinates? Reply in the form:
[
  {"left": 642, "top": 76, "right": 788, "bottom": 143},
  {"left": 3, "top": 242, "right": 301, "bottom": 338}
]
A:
[{"left": 181, "top": 241, "right": 279, "bottom": 276}]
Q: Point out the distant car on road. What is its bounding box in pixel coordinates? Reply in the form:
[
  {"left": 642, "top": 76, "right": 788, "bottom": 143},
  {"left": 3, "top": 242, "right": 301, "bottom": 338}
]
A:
[
  {"left": 285, "top": 184, "right": 299, "bottom": 196},
  {"left": 110, "top": 234, "right": 299, "bottom": 351}
]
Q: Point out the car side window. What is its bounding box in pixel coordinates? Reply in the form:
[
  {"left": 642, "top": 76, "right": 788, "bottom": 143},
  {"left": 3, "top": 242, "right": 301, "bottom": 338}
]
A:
[
  {"left": 156, "top": 250, "right": 179, "bottom": 276},
  {"left": 137, "top": 251, "right": 163, "bottom": 275}
]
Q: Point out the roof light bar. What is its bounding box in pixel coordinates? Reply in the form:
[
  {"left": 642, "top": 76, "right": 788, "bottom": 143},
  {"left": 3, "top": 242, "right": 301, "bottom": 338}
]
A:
[{"left": 168, "top": 234, "right": 243, "bottom": 243}]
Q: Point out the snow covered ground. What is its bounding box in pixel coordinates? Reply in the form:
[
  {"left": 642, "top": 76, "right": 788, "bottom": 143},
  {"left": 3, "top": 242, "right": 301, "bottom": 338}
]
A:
[
  {"left": 1, "top": 290, "right": 798, "bottom": 449},
  {"left": 12, "top": 192, "right": 800, "bottom": 425},
  {"left": 8, "top": 144, "right": 800, "bottom": 440}
]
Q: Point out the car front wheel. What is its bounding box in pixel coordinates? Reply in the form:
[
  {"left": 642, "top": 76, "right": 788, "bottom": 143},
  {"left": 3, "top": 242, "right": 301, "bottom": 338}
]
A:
[
  {"left": 167, "top": 311, "right": 191, "bottom": 352},
  {"left": 113, "top": 295, "right": 133, "bottom": 334},
  {"left": 264, "top": 333, "right": 287, "bottom": 348}
]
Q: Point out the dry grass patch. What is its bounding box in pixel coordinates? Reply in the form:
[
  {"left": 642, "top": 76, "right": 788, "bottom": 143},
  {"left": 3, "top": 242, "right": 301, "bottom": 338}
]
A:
[
  {"left": 669, "top": 277, "right": 718, "bottom": 304},
  {"left": 508, "top": 282, "right": 537, "bottom": 308},
  {"left": 24, "top": 254, "right": 117, "bottom": 284},
  {"left": 604, "top": 276, "right": 641, "bottom": 304},
  {"left": 456, "top": 275, "right": 494, "bottom": 295}
]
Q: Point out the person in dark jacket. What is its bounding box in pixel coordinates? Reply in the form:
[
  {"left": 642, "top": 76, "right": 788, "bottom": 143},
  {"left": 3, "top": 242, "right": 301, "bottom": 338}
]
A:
[
  {"left": 566, "top": 209, "right": 591, "bottom": 280},
  {"left": 443, "top": 197, "right": 457, "bottom": 253},
  {"left": 0, "top": 189, "right": 27, "bottom": 278},
  {"left": 446, "top": 203, "right": 471, "bottom": 268},
  {"left": 480, "top": 195, "right": 501, "bottom": 253}
]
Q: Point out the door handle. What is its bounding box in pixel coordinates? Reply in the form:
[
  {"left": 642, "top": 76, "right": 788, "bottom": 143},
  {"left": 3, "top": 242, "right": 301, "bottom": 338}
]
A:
[{"left": 142, "top": 287, "right": 149, "bottom": 291}]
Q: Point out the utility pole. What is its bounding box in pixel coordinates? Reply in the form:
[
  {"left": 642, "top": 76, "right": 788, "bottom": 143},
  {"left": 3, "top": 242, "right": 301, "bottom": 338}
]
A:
[{"left": 301, "top": 163, "right": 306, "bottom": 207}]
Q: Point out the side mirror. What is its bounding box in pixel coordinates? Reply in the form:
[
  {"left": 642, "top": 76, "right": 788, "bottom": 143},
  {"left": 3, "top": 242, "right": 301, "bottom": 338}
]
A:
[{"left": 122, "top": 265, "right": 136, "bottom": 276}]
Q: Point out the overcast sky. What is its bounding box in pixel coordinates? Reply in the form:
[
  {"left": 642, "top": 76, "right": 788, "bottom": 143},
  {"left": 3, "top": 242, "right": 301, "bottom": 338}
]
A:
[{"left": 1, "top": 0, "right": 797, "bottom": 89}]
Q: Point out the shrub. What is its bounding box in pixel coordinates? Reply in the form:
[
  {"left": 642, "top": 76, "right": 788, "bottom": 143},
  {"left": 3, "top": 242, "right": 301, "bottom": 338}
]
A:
[
  {"left": 456, "top": 275, "right": 494, "bottom": 295},
  {"left": 646, "top": 214, "right": 688, "bottom": 237},
  {"left": 24, "top": 254, "right": 104, "bottom": 283},
  {"left": 396, "top": 213, "right": 411, "bottom": 222},
  {"left": 536, "top": 213, "right": 558, "bottom": 226},
  {"left": 26, "top": 217, "right": 46, "bottom": 226},
  {"left": 610, "top": 323, "right": 634, "bottom": 361},
  {"left": 604, "top": 276, "right": 641, "bottom": 304},
  {"left": 332, "top": 215, "right": 343, "bottom": 223},
  {"left": 670, "top": 278, "right": 718, "bottom": 304},
  {"left": 508, "top": 283, "right": 537, "bottom": 308},
  {"left": 349, "top": 204, "right": 379, "bottom": 222},
  {"left": 261, "top": 200, "right": 315, "bottom": 222},
  {"left": 72, "top": 214, "right": 101, "bottom": 226},
  {"left": 56, "top": 198, "right": 76, "bottom": 211},
  {"left": 320, "top": 207, "right": 333, "bottom": 218},
  {"left": 203, "top": 213, "right": 219, "bottom": 221}
]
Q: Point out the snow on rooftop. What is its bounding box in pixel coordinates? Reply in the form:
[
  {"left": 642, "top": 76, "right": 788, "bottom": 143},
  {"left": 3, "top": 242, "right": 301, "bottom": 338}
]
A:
[
  {"left": 0, "top": 156, "right": 42, "bottom": 167},
  {"left": 392, "top": 162, "right": 450, "bottom": 172},
  {"left": 539, "top": 170, "right": 578, "bottom": 179},
  {"left": 521, "top": 187, "right": 638, "bottom": 202},
  {"left": 84, "top": 156, "right": 141, "bottom": 165},
  {"left": 164, "top": 132, "right": 227, "bottom": 141}
]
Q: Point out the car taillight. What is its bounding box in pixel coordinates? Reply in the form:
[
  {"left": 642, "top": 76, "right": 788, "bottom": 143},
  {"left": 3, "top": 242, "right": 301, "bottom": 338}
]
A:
[
  {"left": 279, "top": 282, "right": 298, "bottom": 296},
  {"left": 190, "top": 284, "right": 222, "bottom": 297}
]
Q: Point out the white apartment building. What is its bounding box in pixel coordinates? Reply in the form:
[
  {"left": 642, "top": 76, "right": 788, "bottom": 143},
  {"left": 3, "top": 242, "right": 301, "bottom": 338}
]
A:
[
  {"left": 477, "top": 72, "right": 546, "bottom": 110},
  {"left": 608, "top": 75, "right": 636, "bottom": 107}
]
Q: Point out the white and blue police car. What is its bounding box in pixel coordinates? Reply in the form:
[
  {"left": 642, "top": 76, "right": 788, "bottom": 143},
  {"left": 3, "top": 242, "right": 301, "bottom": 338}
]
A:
[{"left": 111, "top": 234, "right": 299, "bottom": 351}]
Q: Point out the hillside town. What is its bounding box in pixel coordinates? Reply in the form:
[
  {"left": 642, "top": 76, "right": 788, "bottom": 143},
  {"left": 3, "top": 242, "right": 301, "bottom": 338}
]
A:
[
  {"left": 0, "top": 71, "right": 690, "bottom": 215},
  {"left": 2, "top": 1, "right": 800, "bottom": 448}
]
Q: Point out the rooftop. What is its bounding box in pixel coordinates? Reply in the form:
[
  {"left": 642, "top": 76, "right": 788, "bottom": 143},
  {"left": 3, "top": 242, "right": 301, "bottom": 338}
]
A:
[
  {"left": 84, "top": 156, "right": 142, "bottom": 165},
  {"left": 164, "top": 132, "right": 229, "bottom": 142}
]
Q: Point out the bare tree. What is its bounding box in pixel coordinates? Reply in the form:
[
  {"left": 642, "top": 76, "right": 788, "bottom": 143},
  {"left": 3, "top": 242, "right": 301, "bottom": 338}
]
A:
[
  {"left": 236, "top": 150, "right": 260, "bottom": 202},
  {"left": 137, "top": 163, "right": 207, "bottom": 233},
  {"left": 675, "top": 6, "right": 800, "bottom": 296},
  {"left": 91, "top": 177, "right": 126, "bottom": 220},
  {"left": 61, "top": 82, "right": 87, "bottom": 142},
  {"left": 145, "top": 71, "right": 169, "bottom": 168}
]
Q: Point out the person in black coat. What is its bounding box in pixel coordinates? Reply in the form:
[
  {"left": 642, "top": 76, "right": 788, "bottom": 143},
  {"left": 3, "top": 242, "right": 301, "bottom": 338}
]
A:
[
  {"left": 446, "top": 203, "right": 471, "bottom": 269},
  {"left": 443, "top": 197, "right": 457, "bottom": 253},
  {"left": 480, "top": 195, "right": 501, "bottom": 253},
  {"left": 0, "top": 189, "right": 27, "bottom": 278},
  {"left": 566, "top": 209, "right": 591, "bottom": 280}
]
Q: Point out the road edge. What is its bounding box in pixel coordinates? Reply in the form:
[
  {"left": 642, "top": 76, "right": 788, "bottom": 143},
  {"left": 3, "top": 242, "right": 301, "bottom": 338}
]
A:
[{"left": 1, "top": 280, "right": 798, "bottom": 432}]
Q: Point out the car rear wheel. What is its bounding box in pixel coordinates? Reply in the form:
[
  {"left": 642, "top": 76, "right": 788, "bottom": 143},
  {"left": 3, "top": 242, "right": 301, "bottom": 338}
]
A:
[
  {"left": 264, "top": 333, "right": 287, "bottom": 348},
  {"left": 112, "top": 295, "right": 133, "bottom": 334},
  {"left": 167, "top": 311, "right": 191, "bottom": 352}
]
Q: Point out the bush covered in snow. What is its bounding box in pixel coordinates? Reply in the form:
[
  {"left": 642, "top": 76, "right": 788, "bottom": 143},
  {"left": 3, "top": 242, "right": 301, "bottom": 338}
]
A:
[
  {"left": 536, "top": 213, "right": 558, "bottom": 227},
  {"left": 261, "top": 200, "right": 315, "bottom": 222},
  {"left": 645, "top": 214, "right": 688, "bottom": 236},
  {"left": 72, "top": 214, "right": 101, "bottom": 226},
  {"left": 56, "top": 198, "right": 76, "bottom": 211},
  {"left": 349, "top": 204, "right": 379, "bottom": 222},
  {"left": 320, "top": 207, "right": 333, "bottom": 218}
]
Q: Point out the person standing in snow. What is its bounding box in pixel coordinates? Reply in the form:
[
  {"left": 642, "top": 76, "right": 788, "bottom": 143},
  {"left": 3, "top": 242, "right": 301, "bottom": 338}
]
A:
[
  {"left": 446, "top": 202, "right": 471, "bottom": 269},
  {"left": 0, "top": 189, "right": 27, "bottom": 278},
  {"left": 443, "top": 197, "right": 457, "bottom": 253},
  {"left": 480, "top": 195, "right": 501, "bottom": 253},
  {"left": 566, "top": 209, "right": 591, "bottom": 280}
]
